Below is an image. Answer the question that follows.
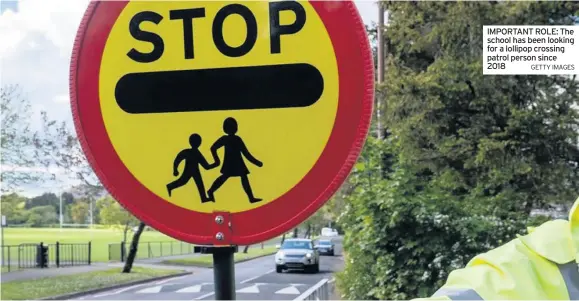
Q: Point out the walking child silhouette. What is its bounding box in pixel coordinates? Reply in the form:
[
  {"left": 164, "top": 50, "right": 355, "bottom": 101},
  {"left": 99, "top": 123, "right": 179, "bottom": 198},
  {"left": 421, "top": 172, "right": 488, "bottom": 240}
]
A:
[
  {"left": 207, "top": 117, "right": 263, "bottom": 203},
  {"left": 166, "top": 133, "right": 216, "bottom": 203}
]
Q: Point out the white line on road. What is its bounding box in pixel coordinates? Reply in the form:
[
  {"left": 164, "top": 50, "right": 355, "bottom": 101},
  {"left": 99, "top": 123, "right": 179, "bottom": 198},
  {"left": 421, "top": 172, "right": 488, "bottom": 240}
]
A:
[
  {"left": 239, "top": 269, "right": 274, "bottom": 284},
  {"left": 193, "top": 268, "right": 273, "bottom": 300},
  {"left": 155, "top": 275, "right": 188, "bottom": 285},
  {"left": 275, "top": 286, "right": 301, "bottom": 295},
  {"left": 193, "top": 292, "right": 215, "bottom": 300},
  {"left": 328, "top": 277, "right": 336, "bottom": 284},
  {"left": 177, "top": 285, "right": 202, "bottom": 293},
  {"left": 136, "top": 285, "right": 163, "bottom": 293},
  {"left": 177, "top": 282, "right": 213, "bottom": 293},
  {"left": 90, "top": 282, "right": 150, "bottom": 298},
  {"left": 236, "top": 284, "right": 261, "bottom": 293}
]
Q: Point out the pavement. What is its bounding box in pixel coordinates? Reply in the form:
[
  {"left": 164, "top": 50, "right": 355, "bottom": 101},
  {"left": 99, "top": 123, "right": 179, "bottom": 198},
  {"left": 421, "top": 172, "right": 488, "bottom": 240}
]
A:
[
  {"left": 0, "top": 264, "right": 114, "bottom": 283},
  {"left": 0, "top": 262, "right": 197, "bottom": 283},
  {"left": 74, "top": 237, "right": 344, "bottom": 301}
]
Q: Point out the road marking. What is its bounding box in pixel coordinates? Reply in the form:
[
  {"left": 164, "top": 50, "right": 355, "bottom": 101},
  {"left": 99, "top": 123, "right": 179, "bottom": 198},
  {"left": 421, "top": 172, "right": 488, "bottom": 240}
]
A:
[
  {"left": 91, "top": 282, "right": 150, "bottom": 298},
  {"left": 328, "top": 277, "right": 336, "bottom": 284},
  {"left": 155, "top": 275, "right": 188, "bottom": 285},
  {"left": 193, "top": 292, "right": 215, "bottom": 300},
  {"left": 177, "top": 283, "right": 213, "bottom": 293},
  {"left": 240, "top": 269, "right": 275, "bottom": 284},
  {"left": 136, "top": 285, "right": 163, "bottom": 293},
  {"left": 237, "top": 284, "right": 261, "bottom": 293},
  {"left": 177, "top": 285, "right": 202, "bottom": 293},
  {"left": 275, "top": 286, "right": 301, "bottom": 295},
  {"left": 192, "top": 277, "right": 310, "bottom": 299}
]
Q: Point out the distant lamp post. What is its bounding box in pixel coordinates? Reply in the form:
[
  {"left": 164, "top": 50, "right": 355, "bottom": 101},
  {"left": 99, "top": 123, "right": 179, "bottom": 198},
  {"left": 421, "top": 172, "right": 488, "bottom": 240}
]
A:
[
  {"left": 1, "top": 215, "right": 7, "bottom": 267},
  {"left": 59, "top": 190, "right": 63, "bottom": 232}
]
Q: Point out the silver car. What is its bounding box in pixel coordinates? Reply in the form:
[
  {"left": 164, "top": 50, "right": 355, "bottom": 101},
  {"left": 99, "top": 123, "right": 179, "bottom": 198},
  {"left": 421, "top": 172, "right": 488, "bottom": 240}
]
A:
[{"left": 274, "top": 238, "right": 320, "bottom": 273}]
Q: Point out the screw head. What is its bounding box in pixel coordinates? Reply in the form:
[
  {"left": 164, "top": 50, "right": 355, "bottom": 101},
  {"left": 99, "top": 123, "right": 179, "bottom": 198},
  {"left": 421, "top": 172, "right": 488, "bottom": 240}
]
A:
[
  {"left": 215, "top": 215, "right": 224, "bottom": 224},
  {"left": 215, "top": 232, "right": 224, "bottom": 240}
]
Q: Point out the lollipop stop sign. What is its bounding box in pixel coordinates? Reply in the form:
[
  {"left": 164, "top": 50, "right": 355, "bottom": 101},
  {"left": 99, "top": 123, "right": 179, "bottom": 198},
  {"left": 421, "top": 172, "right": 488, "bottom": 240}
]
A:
[{"left": 71, "top": 1, "right": 373, "bottom": 299}]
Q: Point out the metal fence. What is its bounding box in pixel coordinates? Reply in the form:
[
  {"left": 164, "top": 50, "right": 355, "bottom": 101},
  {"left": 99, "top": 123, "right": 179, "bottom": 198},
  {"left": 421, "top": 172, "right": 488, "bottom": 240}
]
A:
[
  {"left": 1, "top": 242, "right": 92, "bottom": 272},
  {"left": 295, "top": 278, "right": 335, "bottom": 300},
  {"left": 1, "top": 243, "right": 38, "bottom": 271},
  {"left": 48, "top": 242, "right": 92, "bottom": 267},
  {"left": 108, "top": 241, "right": 197, "bottom": 262}
]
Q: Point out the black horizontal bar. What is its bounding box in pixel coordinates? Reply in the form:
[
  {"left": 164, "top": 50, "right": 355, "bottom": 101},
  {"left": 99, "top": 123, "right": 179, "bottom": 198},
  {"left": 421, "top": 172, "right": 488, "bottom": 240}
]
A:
[{"left": 114, "top": 63, "right": 324, "bottom": 114}]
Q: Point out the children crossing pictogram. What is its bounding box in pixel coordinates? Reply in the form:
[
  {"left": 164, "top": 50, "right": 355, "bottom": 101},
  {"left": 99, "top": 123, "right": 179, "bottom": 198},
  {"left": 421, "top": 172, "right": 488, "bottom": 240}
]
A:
[{"left": 167, "top": 117, "right": 263, "bottom": 204}]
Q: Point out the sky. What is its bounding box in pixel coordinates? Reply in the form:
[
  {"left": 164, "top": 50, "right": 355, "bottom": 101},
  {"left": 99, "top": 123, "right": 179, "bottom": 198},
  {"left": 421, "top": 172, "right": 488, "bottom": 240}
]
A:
[{"left": 0, "top": 0, "right": 379, "bottom": 197}]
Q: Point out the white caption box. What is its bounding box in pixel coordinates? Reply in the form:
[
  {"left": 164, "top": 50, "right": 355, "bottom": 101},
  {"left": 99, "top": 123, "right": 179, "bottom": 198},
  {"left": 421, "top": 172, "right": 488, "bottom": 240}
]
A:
[{"left": 483, "top": 25, "right": 578, "bottom": 75}]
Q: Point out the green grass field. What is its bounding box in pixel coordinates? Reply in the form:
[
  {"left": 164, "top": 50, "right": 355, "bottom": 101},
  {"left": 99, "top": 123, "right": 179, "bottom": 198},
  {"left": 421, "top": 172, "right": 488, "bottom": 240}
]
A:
[{"left": 2, "top": 227, "right": 180, "bottom": 262}]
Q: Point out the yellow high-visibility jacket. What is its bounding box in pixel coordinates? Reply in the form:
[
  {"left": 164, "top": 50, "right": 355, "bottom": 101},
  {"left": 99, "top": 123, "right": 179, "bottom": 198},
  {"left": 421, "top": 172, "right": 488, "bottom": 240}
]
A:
[{"left": 419, "top": 196, "right": 579, "bottom": 300}]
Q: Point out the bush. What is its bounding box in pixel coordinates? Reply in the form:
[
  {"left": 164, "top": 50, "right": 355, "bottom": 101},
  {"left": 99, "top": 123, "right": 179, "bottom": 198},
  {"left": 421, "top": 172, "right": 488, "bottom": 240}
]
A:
[
  {"left": 338, "top": 174, "right": 527, "bottom": 299},
  {"left": 337, "top": 137, "right": 529, "bottom": 299}
]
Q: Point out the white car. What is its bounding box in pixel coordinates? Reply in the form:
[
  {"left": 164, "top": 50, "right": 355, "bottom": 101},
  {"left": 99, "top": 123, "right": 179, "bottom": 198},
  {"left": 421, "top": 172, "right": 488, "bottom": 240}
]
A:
[
  {"left": 321, "top": 227, "right": 339, "bottom": 237},
  {"left": 275, "top": 238, "right": 320, "bottom": 273}
]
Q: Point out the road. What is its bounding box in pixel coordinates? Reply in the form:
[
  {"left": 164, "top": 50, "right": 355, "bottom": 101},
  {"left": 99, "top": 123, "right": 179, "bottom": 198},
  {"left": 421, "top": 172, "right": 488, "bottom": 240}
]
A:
[{"left": 76, "top": 237, "right": 344, "bottom": 300}]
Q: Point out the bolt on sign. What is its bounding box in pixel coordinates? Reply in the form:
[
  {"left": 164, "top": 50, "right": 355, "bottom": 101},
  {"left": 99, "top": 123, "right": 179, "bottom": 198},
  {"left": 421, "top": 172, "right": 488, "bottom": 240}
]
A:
[{"left": 71, "top": 0, "right": 374, "bottom": 245}]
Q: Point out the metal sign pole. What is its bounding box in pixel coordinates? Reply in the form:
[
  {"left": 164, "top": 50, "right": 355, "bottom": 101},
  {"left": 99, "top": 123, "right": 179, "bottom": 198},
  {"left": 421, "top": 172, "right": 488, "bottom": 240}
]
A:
[{"left": 212, "top": 246, "right": 237, "bottom": 300}]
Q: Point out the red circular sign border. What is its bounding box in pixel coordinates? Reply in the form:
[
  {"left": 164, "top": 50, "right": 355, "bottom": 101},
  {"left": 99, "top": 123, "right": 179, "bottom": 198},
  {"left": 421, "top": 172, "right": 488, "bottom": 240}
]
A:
[{"left": 70, "top": 0, "right": 374, "bottom": 245}]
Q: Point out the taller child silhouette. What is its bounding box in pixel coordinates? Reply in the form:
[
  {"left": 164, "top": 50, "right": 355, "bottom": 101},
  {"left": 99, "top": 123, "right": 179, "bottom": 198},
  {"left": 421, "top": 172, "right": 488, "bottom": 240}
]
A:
[{"left": 207, "top": 117, "right": 263, "bottom": 203}]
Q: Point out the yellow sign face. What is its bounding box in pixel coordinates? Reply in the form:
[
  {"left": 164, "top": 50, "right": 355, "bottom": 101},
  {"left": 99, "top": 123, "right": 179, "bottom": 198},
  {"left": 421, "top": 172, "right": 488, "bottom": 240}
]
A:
[{"left": 99, "top": 0, "right": 338, "bottom": 213}]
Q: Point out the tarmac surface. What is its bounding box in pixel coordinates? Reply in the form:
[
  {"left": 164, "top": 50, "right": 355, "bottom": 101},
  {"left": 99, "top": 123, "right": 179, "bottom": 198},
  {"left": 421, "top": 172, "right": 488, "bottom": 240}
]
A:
[{"left": 75, "top": 237, "right": 344, "bottom": 300}]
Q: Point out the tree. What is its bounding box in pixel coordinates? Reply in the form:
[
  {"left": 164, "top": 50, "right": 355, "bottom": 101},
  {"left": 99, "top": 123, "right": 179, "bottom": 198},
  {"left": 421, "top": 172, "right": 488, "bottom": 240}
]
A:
[
  {"left": 97, "top": 196, "right": 139, "bottom": 242},
  {"left": 302, "top": 209, "right": 326, "bottom": 238},
  {"left": 0, "top": 85, "right": 55, "bottom": 193},
  {"left": 27, "top": 205, "right": 58, "bottom": 227},
  {"left": 1, "top": 193, "right": 29, "bottom": 224},
  {"left": 61, "top": 192, "right": 75, "bottom": 206},
  {"left": 97, "top": 196, "right": 143, "bottom": 273},
  {"left": 339, "top": 2, "right": 579, "bottom": 300},
  {"left": 26, "top": 192, "right": 59, "bottom": 211},
  {"left": 122, "top": 222, "right": 146, "bottom": 273},
  {"left": 57, "top": 192, "right": 75, "bottom": 223},
  {"left": 70, "top": 201, "right": 89, "bottom": 224},
  {"left": 384, "top": 1, "right": 577, "bottom": 213},
  {"left": 37, "top": 113, "right": 105, "bottom": 198}
]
